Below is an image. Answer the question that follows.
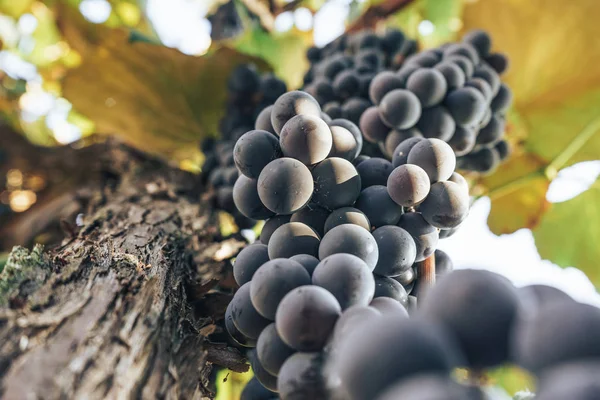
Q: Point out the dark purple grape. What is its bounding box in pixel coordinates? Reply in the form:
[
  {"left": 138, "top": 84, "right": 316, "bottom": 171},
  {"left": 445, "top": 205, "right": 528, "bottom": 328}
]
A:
[
  {"left": 234, "top": 130, "right": 282, "bottom": 178},
  {"left": 255, "top": 105, "right": 276, "bottom": 135},
  {"left": 448, "top": 171, "right": 469, "bottom": 194},
  {"left": 444, "top": 87, "right": 487, "bottom": 126},
  {"left": 463, "top": 29, "right": 492, "bottom": 57},
  {"left": 306, "top": 46, "right": 321, "bottom": 62},
  {"left": 271, "top": 91, "right": 322, "bottom": 135},
  {"left": 251, "top": 258, "right": 312, "bottom": 319},
  {"left": 329, "top": 119, "right": 363, "bottom": 160},
  {"left": 356, "top": 157, "right": 394, "bottom": 190},
  {"left": 279, "top": 114, "right": 332, "bottom": 165},
  {"left": 312, "top": 157, "right": 362, "bottom": 210},
  {"left": 215, "top": 187, "right": 235, "bottom": 213},
  {"left": 278, "top": 352, "right": 330, "bottom": 400},
  {"left": 376, "top": 374, "right": 469, "bottom": 400},
  {"left": 405, "top": 68, "right": 448, "bottom": 107},
  {"left": 434, "top": 249, "right": 453, "bottom": 276},
  {"left": 381, "top": 28, "right": 405, "bottom": 54},
  {"left": 391, "top": 137, "right": 424, "bottom": 167},
  {"left": 234, "top": 212, "right": 257, "bottom": 230},
  {"left": 464, "top": 77, "right": 493, "bottom": 102},
  {"left": 378, "top": 89, "right": 422, "bottom": 129},
  {"left": 320, "top": 56, "right": 347, "bottom": 80},
  {"left": 439, "top": 225, "right": 460, "bottom": 239},
  {"left": 445, "top": 54, "right": 474, "bottom": 78},
  {"left": 405, "top": 51, "right": 440, "bottom": 67},
  {"left": 261, "top": 73, "right": 287, "bottom": 102},
  {"left": 395, "top": 64, "right": 420, "bottom": 86},
  {"left": 491, "top": 83, "right": 512, "bottom": 114},
  {"left": 330, "top": 306, "right": 382, "bottom": 347},
  {"left": 354, "top": 185, "right": 403, "bottom": 228},
  {"left": 419, "top": 181, "right": 469, "bottom": 229},
  {"left": 260, "top": 214, "right": 292, "bottom": 245},
  {"left": 387, "top": 164, "right": 430, "bottom": 208},
  {"left": 372, "top": 225, "right": 417, "bottom": 277},
  {"left": 407, "top": 138, "right": 456, "bottom": 182},
  {"left": 257, "top": 323, "right": 295, "bottom": 376},
  {"left": 373, "top": 275, "right": 408, "bottom": 307},
  {"left": 305, "top": 77, "right": 335, "bottom": 105},
  {"left": 328, "top": 122, "right": 361, "bottom": 161},
  {"left": 448, "top": 125, "right": 477, "bottom": 156},
  {"left": 384, "top": 128, "right": 422, "bottom": 158},
  {"left": 457, "top": 147, "right": 500, "bottom": 174},
  {"left": 422, "top": 269, "right": 519, "bottom": 368},
  {"left": 476, "top": 115, "right": 505, "bottom": 147},
  {"left": 257, "top": 158, "right": 314, "bottom": 214},
  {"left": 360, "top": 106, "right": 390, "bottom": 143},
  {"left": 276, "top": 285, "right": 342, "bottom": 351},
  {"left": 234, "top": 175, "right": 276, "bottom": 220},
  {"left": 416, "top": 106, "right": 456, "bottom": 141},
  {"left": 393, "top": 266, "right": 416, "bottom": 286},
  {"left": 268, "top": 222, "right": 320, "bottom": 259},
  {"left": 229, "top": 64, "right": 260, "bottom": 93},
  {"left": 324, "top": 207, "right": 370, "bottom": 234},
  {"left": 369, "top": 71, "right": 404, "bottom": 104},
  {"left": 313, "top": 254, "right": 375, "bottom": 309},
  {"left": 353, "top": 155, "right": 370, "bottom": 166},
  {"left": 434, "top": 62, "right": 465, "bottom": 90},
  {"left": 290, "top": 254, "right": 320, "bottom": 277},
  {"left": 355, "top": 48, "right": 384, "bottom": 70},
  {"left": 319, "top": 224, "right": 379, "bottom": 269},
  {"left": 320, "top": 111, "right": 332, "bottom": 123},
  {"left": 324, "top": 101, "right": 342, "bottom": 119},
  {"left": 231, "top": 282, "right": 272, "bottom": 339},
  {"left": 248, "top": 350, "right": 278, "bottom": 392},
  {"left": 222, "top": 166, "right": 239, "bottom": 185},
  {"left": 290, "top": 205, "right": 330, "bottom": 237},
  {"left": 473, "top": 65, "right": 500, "bottom": 95},
  {"left": 225, "top": 302, "right": 257, "bottom": 348},
  {"left": 333, "top": 70, "right": 360, "bottom": 99},
  {"left": 495, "top": 140, "right": 510, "bottom": 161},
  {"left": 444, "top": 43, "right": 480, "bottom": 65},
  {"left": 485, "top": 52, "right": 509, "bottom": 75},
  {"left": 519, "top": 285, "right": 574, "bottom": 310},
  {"left": 398, "top": 212, "right": 438, "bottom": 262},
  {"left": 233, "top": 243, "right": 270, "bottom": 286},
  {"left": 535, "top": 362, "right": 600, "bottom": 400},
  {"left": 340, "top": 97, "right": 371, "bottom": 125},
  {"left": 241, "top": 377, "right": 274, "bottom": 400},
  {"left": 369, "top": 297, "right": 409, "bottom": 318}
]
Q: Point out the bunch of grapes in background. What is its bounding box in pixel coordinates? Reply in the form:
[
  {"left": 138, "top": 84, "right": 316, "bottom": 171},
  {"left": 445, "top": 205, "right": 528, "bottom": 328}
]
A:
[{"left": 201, "top": 64, "right": 287, "bottom": 229}]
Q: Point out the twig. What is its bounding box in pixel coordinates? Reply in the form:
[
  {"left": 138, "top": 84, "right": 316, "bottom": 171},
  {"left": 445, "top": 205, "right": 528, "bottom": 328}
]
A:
[
  {"left": 347, "top": 0, "right": 417, "bottom": 33},
  {"left": 415, "top": 254, "right": 435, "bottom": 301}
]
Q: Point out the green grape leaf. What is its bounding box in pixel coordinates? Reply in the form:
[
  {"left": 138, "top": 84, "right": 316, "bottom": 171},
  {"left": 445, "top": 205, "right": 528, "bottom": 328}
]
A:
[
  {"left": 462, "top": 0, "right": 600, "bottom": 235},
  {"left": 487, "top": 366, "right": 536, "bottom": 398},
  {"left": 62, "top": 29, "right": 269, "bottom": 162},
  {"left": 0, "top": 0, "right": 34, "bottom": 17},
  {"left": 533, "top": 178, "right": 600, "bottom": 284}
]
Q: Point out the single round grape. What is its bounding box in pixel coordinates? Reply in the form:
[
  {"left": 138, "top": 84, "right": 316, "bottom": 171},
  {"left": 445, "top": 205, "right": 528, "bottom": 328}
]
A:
[
  {"left": 234, "top": 175, "right": 276, "bottom": 220},
  {"left": 481, "top": 107, "right": 493, "bottom": 129},
  {"left": 535, "top": 362, "right": 600, "bottom": 400},
  {"left": 394, "top": 266, "right": 416, "bottom": 286},
  {"left": 231, "top": 282, "right": 272, "bottom": 339},
  {"left": 419, "top": 181, "right": 469, "bottom": 229},
  {"left": 376, "top": 374, "right": 469, "bottom": 400},
  {"left": 439, "top": 225, "right": 460, "bottom": 239},
  {"left": 313, "top": 254, "right": 375, "bottom": 309},
  {"left": 519, "top": 285, "right": 574, "bottom": 309},
  {"left": 290, "top": 254, "right": 320, "bottom": 277},
  {"left": 329, "top": 119, "right": 363, "bottom": 160},
  {"left": 276, "top": 286, "right": 342, "bottom": 351},
  {"left": 416, "top": 106, "right": 456, "bottom": 141},
  {"left": 323, "top": 101, "right": 342, "bottom": 119},
  {"left": 248, "top": 350, "right": 278, "bottom": 392},
  {"left": 260, "top": 214, "right": 291, "bottom": 245},
  {"left": 355, "top": 49, "right": 384, "bottom": 70},
  {"left": 234, "top": 212, "right": 257, "bottom": 230},
  {"left": 384, "top": 128, "right": 422, "bottom": 158},
  {"left": 233, "top": 243, "right": 270, "bottom": 286},
  {"left": 448, "top": 171, "right": 469, "bottom": 194},
  {"left": 320, "top": 111, "right": 332, "bottom": 123},
  {"left": 448, "top": 125, "right": 477, "bottom": 156},
  {"left": 396, "top": 64, "right": 420, "bottom": 86},
  {"left": 512, "top": 300, "right": 600, "bottom": 374},
  {"left": 444, "top": 43, "right": 480, "bottom": 65},
  {"left": 311, "top": 157, "right": 362, "bottom": 210},
  {"left": 495, "top": 140, "right": 510, "bottom": 161},
  {"left": 251, "top": 258, "right": 312, "bottom": 320},
  {"left": 434, "top": 62, "right": 465, "bottom": 90},
  {"left": 271, "top": 91, "right": 322, "bottom": 135},
  {"left": 360, "top": 106, "right": 391, "bottom": 143},
  {"left": 378, "top": 89, "right": 422, "bottom": 130},
  {"left": 333, "top": 70, "right": 360, "bottom": 99},
  {"left": 257, "top": 323, "right": 296, "bottom": 376},
  {"left": 225, "top": 302, "right": 257, "bottom": 348},
  {"left": 257, "top": 158, "right": 314, "bottom": 214},
  {"left": 319, "top": 224, "right": 379, "bottom": 269},
  {"left": 305, "top": 78, "right": 335, "bottom": 104},
  {"left": 463, "top": 29, "right": 492, "bottom": 57},
  {"left": 356, "top": 157, "right": 394, "bottom": 190},
  {"left": 445, "top": 54, "right": 474, "bottom": 78},
  {"left": 421, "top": 269, "right": 519, "bottom": 368},
  {"left": 369, "top": 71, "right": 404, "bottom": 104},
  {"left": 328, "top": 124, "right": 360, "bottom": 161},
  {"left": 434, "top": 249, "right": 453, "bottom": 276},
  {"left": 229, "top": 64, "right": 260, "bottom": 93},
  {"left": 491, "top": 83, "right": 512, "bottom": 114},
  {"left": 405, "top": 68, "right": 448, "bottom": 107},
  {"left": 444, "top": 87, "right": 487, "bottom": 126},
  {"left": 268, "top": 222, "right": 320, "bottom": 259},
  {"left": 333, "top": 317, "right": 460, "bottom": 400},
  {"left": 372, "top": 225, "right": 417, "bottom": 277},
  {"left": 391, "top": 137, "right": 424, "bottom": 167},
  {"left": 404, "top": 51, "right": 440, "bottom": 68},
  {"left": 476, "top": 115, "right": 505, "bottom": 147},
  {"left": 485, "top": 52, "right": 509, "bottom": 75},
  {"left": 473, "top": 65, "right": 500, "bottom": 95},
  {"left": 387, "top": 164, "right": 431, "bottom": 207},
  {"left": 215, "top": 187, "right": 235, "bottom": 213},
  {"left": 373, "top": 275, "right": 409, "bottom": 307},
  {"left": 382, "top": 28, "right": 405, "bottom": 54},
  {"left": 279, "top": 114, "right": 332, "bottom": 166},
  {"left": 354, "top": 185, "right": 403, "bottom": 228},
  {"left": 241, "top": 377, "right": 274, "bottom": 400},
  {"left": 255, "top": 106, "right": 276, "bottom": 135},
  {"left": 407, "top": 138, "right": 456, "bottom": 182},
  {"left": 369, "top": 297, "right": 409, "bottom": 318},
  {"left": 234, "top": 130, "right": 282, "bottom": 179},
  {"left": 464, "top": 77, "right": 493, "bottom": 102},
  {"left": 278, "top": 352, "right": 330, "bottom": 400},
  {"left": 324, "top": 207, "right": 370, "bottom": 234},
  {"left": 330, "top": 306, "right": 382, "bottom": 348},
  {"left": 457, "top": 147, "right": 500, "bottom": 174},
  {"left": 340, "top": 97, "right": 371, "bottom": 125},
  {"left": 398, "top": 212, "right": 439, "bottom": 262},
  {"left": 290, "top": 205, "right": 330, "bottom": 237},
  {"left": 352, "top": 155, "right": 370, "bottom": 166},
  {"left": 358, "top": 73, "right": 376, "bottom": 98}
]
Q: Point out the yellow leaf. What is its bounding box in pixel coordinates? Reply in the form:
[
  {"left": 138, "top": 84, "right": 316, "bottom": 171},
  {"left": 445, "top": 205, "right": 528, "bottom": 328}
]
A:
[{"left": 62, "top": 29, "right": 269, "bottom": 162}]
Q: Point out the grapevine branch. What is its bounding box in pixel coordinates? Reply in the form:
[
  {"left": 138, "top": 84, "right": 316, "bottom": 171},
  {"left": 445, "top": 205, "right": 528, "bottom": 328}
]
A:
[
  {"left": 415, "top": 254, "right": 435, "bottom": 300},
  {"left": 347, "top": 0, "right": 417, "bottom": 33}
]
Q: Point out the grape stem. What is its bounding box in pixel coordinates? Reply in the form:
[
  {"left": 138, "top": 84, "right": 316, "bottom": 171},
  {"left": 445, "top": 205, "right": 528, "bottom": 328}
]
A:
[{"left": 416, "top": 254, "right": 435, "bottom": 300}]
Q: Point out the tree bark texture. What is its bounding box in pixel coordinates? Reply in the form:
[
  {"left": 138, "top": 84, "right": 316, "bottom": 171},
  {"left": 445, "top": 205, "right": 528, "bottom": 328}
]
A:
[{"left": 0, "top": 140, "right": 247, "bottom": 399}]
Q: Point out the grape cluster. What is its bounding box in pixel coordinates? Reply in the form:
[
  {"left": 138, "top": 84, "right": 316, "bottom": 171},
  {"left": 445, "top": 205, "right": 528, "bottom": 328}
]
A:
[
  {"left": 202, "top": 64, "right": 287, "bottom": 228},
  {"left": 363, "top": 30, "right": 512, "bottom": 174}
]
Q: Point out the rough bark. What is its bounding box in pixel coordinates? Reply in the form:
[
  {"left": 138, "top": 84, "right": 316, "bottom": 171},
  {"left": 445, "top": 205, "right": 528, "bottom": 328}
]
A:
[{"left": 0, "top": 141, "right": 247, "bottom": 399}]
